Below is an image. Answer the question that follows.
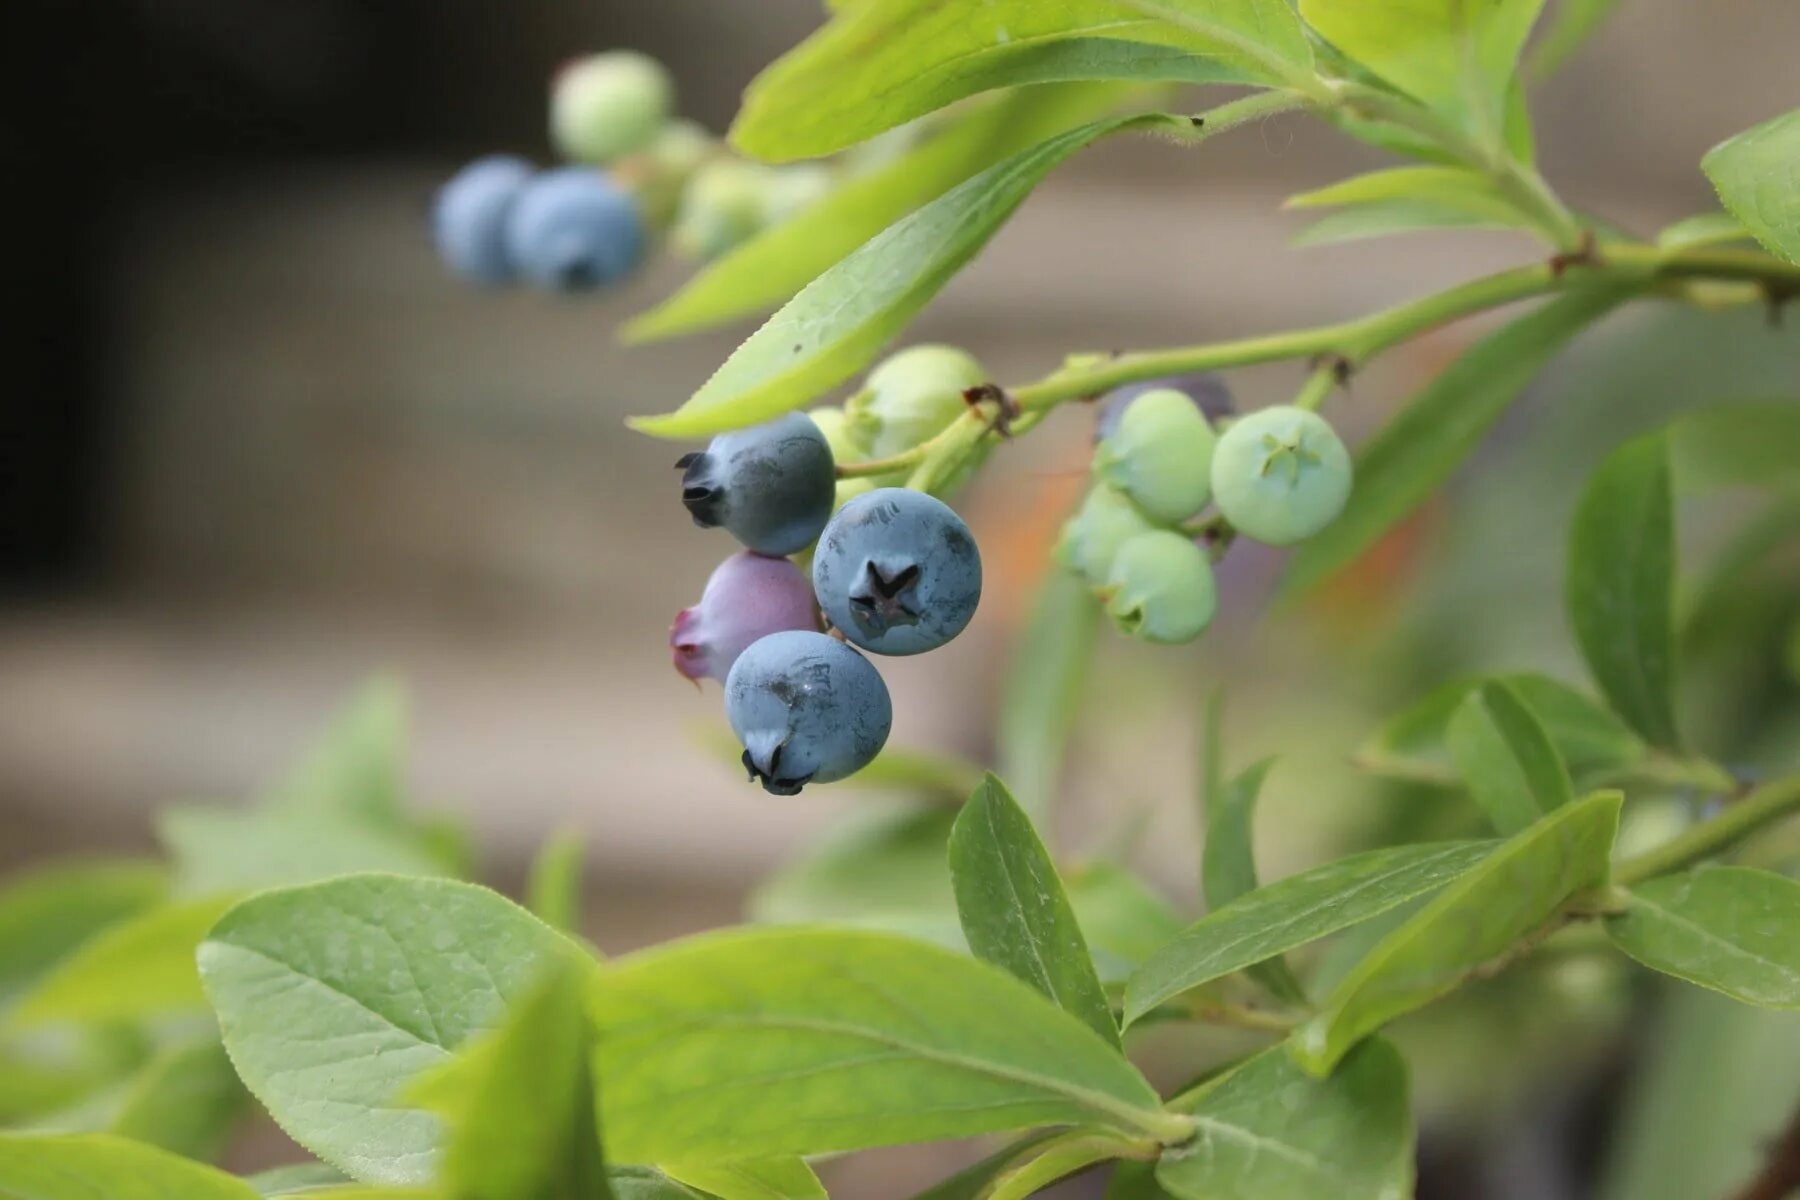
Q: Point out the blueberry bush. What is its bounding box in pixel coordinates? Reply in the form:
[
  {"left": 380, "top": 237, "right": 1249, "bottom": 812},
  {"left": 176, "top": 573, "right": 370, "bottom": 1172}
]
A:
[{"left": 6, "top": 4, "right": 1800, "bottom": 1198}]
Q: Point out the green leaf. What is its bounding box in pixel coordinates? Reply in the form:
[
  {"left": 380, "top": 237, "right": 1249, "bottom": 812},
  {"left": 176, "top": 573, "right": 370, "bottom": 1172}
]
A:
[
  {"left": 1526, "top": 0, "right": 1619, "bottom": 81},
  {"left": 1291, "top": 791, "right": 1621, "bottom": 1075},
  {"left": 0, "top": 859, "right": 166, "bottom": 1004},
  {"left": 11, "top": 896, "right": 239, "bottom": 1027},
  {"left": 243, "top": 1163, "right": 349, "bottom": 1195},
  {"left": 198, "top": 875, "right": 579, "bottom": 1184},
  {"left": 1288, "top": 166, "right": 1530, "bottom": 225},
  {"left": 591, "top": 927, "right": 1179, "bottom": 1163},
  {"left": 1123, "top": 840, "right": 1493, "bottom": 1025},
  {"left": 1283, "top": 287, "right": 1629, "bottom": 597},
  {"left": 997, "top": 570, "right": 1102, "bottom": 820},
  {"left": 270, "top": 677, "right": 407, "bottom": 821},
  {"left": 1300, "top": 0, "right": 1547, "bottom": 148},
  {"left": 1202, "top": 760, "right": 1307, "bottom": 1004},
  {"left": 526, "top": 829, "right": 586, "bottom": 936},
  {"left": 1291, "top": 200, "right": 1521, "bottom": 246},
  {"left": 949, "top": 775, "right": 1119, "bottom": 1046},
  {"left": 159, "top": 807, "right": 453, "bottom": 896},
  {"left": 983, "top": 1130, "right": 1139, "bottom": 1200},
  {"left": 1446, "top": 680, "right": 1575, "bottom": 834},
  {"left": 107, "top": 1038, "right": 246, "bottom": 1161},
  {"left": 1156, "top": 1040, "right": 1413, "bottom": 1200},
  {"left": 1566, "top": 431, "right": 1681, "bottom": 747},
  {"left": 731, "top": 0, "right": 1303, "bottom": 160},
  {"left": 1703, "top": 107, "right": 1800, "bottom": 264},
  {"left": 662, "top": 1159, "right": 826, "bottom": 1200},
  {"left": 1356, "top": 672, "right": 1643, "bottom": 787},
  {"left": 0, "top": 1132, "right": 259, "bottom": 1200},
  {"left": 1606, "top": 867, "right": 1800, "bottom": 1008},
  {"left": 631, "top": 114, "right": 1184, "bottom": 438},
  {"left": 1655, "top": 211, "right": 1752, "bottom": 250},
  {"left": 632, "top": 82, "right": 1176, "bottom": 341},
  {"left": 607, "top": 1168, "right": 714, "bottom": 1200},
  {"left": 750, "top": 804, "right": 962, "bottom": 947},
  {"left": 1669, "top": 399, "right": 1800, "bottom": 492},
  {"left": 1065, "top": 864, "right": 1186, "bottom": 984},
  {"left": 411, "top": 957, "right": 610, "bottom": 1200}
]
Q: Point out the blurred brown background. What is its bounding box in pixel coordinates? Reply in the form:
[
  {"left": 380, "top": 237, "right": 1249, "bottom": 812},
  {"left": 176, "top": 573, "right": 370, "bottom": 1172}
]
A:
[{"left": 2, "top": 3, "right": 1798, "bottom": 1196}]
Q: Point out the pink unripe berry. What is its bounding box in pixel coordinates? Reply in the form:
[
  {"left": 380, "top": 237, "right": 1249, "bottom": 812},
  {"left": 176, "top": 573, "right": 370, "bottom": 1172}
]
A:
[{"left": 670, "top": 552, "right": 820, "bottom": 684}]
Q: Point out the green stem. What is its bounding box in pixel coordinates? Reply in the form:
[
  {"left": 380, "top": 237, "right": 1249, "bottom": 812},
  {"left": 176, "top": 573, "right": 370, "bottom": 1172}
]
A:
[{"left": 1615, "top": 774, "right": 1800, "bottom": 887}]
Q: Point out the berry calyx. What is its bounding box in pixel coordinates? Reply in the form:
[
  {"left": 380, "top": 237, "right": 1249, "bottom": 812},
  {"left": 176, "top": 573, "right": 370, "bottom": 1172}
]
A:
[
  {"left": 812, "top": 488, "right": 982, "bottom": 656},
  {"left": 678, "top": 413, "right": 836, "bottom": 556},
  {"left": 1210, "top": 406, "right": 1353, "bottom": 546},
  {"left": 1093, "top": 387, "right": 1219, "bottom": 523},
  {"left": 725, "top": 630, "right": 892, "bottom": 795},
  {"left": 1101, "top": 530, "right": 1218, "bottom": 644},
  {"left": 671, "top": 552, "right": 820, "bottom": 684}
]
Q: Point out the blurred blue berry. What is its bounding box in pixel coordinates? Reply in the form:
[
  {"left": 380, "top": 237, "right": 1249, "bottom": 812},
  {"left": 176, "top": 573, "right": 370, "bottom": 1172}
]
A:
[
  {"left": 432, "top": 155, "right": 532, "bottom": 285},
  {"left": 503, "top": 168, "right": 645, "bottom": 292}
]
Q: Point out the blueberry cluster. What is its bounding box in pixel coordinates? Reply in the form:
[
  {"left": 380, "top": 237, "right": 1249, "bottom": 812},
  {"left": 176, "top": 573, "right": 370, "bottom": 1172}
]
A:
[
  {"left": 1058, "top": 377, "right": 1353, "bottom": 644},
  {"left": 432, "top": 49, "right": 854, "bottom": 295},
  {"left": 669, "top": 401, "right": 983, "bottom": 796}
]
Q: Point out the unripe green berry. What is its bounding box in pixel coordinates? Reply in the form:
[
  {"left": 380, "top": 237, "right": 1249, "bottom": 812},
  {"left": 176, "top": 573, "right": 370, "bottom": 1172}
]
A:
[
  {"left": 1210, "top": 406, "right": 1353, "bottom": 546},
  {"left": 672, "top": 159, "right": 769, "bottom": 260},
  {"left": 761, "top": 164, "right": 835, "bottom": 225},
  {"left": 1093, "top": 387, "right": 1218, "bottom": 522},
  {"left": 846, "top": 345, "right": 986, "bottom": 460},
  {"left": 551, "top": 51, "right": 674, "bottom": 165},
  {"left": 1056, "top": 484, "right": 1160, "bottom": 586},
  {"left": 1102, "top": 530, "right": 1218, "bottom": 644},
  {"left": 617, "top": 118, "right": 715, "bottom": 227},
  {"left": 808, "top": 407, "right": 876, "bottom": 511}
]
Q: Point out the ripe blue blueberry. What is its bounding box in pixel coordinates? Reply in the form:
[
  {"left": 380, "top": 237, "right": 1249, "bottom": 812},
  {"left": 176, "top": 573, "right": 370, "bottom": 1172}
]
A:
[
  {"left": 671, "top": 552, "right": 820, "bottom": 684},
  {"left": 679, "top": 413, "right": 836, "bottom": 556},
  {"left": 1055, "top": 483, "right": 1160, "bottom": 586},
  {"left": 1210, "top": 406, "right": 1353, "bottom": 546},
  {"left": 1093, "top": 387, "right": 1218, "bottom": 523},
  {"left": 1102, "top": 530, "right": 1218, "bottom": 644},
  {"left": 1094, "top": 373, "right": 1234, "bottom": 443},
  {"left": 503, "top": 168, "right": 645, "bottom": 292},
  {"left": 811, "top": 488, "right": 982, "bottom": 656},
  {"left": 725, "top": 630, "right": 892, "bottom": 795},
  {"left": 432, "top": 156, "right": 532, "bottom": 285},
  {"left": 550, "top": 51, "right": 674, "bottom": 165}
]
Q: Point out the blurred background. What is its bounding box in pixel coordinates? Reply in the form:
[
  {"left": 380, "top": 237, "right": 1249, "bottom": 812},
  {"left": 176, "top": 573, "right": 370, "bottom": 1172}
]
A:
[{"left": 2, "top": 2, "right": 1797, "bottom": 1197}]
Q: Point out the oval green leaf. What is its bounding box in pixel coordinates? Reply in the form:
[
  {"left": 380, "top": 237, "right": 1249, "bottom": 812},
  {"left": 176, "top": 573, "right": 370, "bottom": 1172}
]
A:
[
  {"left": 731, "top": 0, "right": 1300, "bottom": 160},
  {"left": 1201, "top": 758, "right": 1308, "bottom": 1004},
  {"left": 1606, "top": 866, "right": 1800, "bottom": 1008},
  {"left": 0, "top": 1132, "right": 258, "bottom": 1200},
  {"left": 1156, "top": 1039, "right": 1413, "bottom": 1200},
  {"left": 1291, "top": 791, "right": 1622, "bottom": 1075},
  {"left": 1446, "top": 680, "right": 1575, "bottom": 835},
  {"left": 949, "top": 775, "right": 1118, "bottom": 1046},
  {"left": 198, "top": 875, "right": 579, "bottom": 1184},
  {"left": 1702, "top": 107, "right": 1800, "bottom": 264},
  {"left": 0, "top": 859, "right": 166, "bottom": 1004},
  {"left": 1565, "top": 431, "right": 1681, "bottom": 747},
  {"left": 591, "top": 926, "right": 1177, "bottom": 1163},
  {"left": 1124, "top": 840, "right": 1495, "bottom": 1025},
  {"left": 630, "top": 114, "right": 1181, "bottom": 439}
]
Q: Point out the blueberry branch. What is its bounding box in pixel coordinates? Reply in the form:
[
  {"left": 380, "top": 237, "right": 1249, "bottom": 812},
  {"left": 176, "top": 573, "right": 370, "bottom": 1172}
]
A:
[{"left": 1614, "top": 773, "right": 1800, "bottom": 886}]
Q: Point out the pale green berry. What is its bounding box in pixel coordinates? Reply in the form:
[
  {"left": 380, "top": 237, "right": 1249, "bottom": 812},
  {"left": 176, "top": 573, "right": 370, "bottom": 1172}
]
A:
[
  {"left": 1102, "top": 530, "right": 1217, "bottom": 645},
  {"left": 760, "top": 164, "right": 834, "bottom": 225},
  {"left": 808, "top": 407, "right": 876, "bottom": 512},
  {"left": 846, "top": 345, "right": 986, "bottom": 460},
  {"left": 672, "top": 159, "right": 769, "bottom": 260},
  {"left": 551, "top": 51, "right": 674, "bottom": 165},
  {"left": 618, "top": 118, "right": 715, "bottom": 227},
  {"left": 1093, "top": 387, "right": 1218, "bottom": 523},
  {"left": 1210, "top": 406, "right": 1353, "bottom": 546},
  {"left": 1057, "top": 484, "right": 1160, "bottom": 587}
]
